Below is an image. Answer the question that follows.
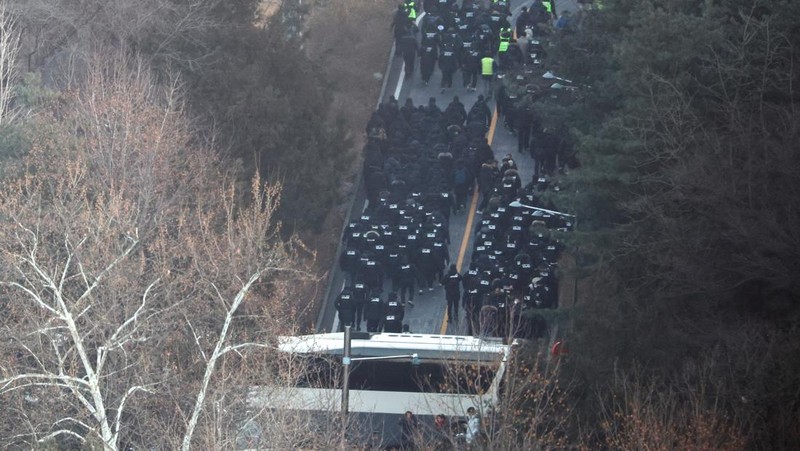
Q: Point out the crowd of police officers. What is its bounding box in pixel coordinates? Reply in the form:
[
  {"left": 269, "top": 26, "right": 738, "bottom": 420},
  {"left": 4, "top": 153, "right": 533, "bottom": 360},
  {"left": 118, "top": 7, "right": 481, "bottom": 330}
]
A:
[
  {"left": 335, "top": 0, "right": 574, "bottom": 340},
  {"left": 393, "top": 0, "right": 558, "bottom": 93}
]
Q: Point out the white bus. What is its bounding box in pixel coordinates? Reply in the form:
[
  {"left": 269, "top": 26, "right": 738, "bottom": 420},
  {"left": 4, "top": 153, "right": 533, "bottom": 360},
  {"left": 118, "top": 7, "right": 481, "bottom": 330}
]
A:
[{"left": 248, "top": 332, "right": 512, "bottom": 418}]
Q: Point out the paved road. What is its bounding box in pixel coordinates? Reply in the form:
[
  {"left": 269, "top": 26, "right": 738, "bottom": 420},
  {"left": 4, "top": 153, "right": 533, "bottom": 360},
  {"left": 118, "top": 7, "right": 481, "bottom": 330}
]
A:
[{"left": 319, "top": 0, "right": 580, "bottom": 335}]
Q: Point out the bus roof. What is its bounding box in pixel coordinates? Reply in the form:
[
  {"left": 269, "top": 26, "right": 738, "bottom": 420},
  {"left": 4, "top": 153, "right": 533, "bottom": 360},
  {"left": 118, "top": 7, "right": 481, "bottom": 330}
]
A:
[{"left": 277, "top": 332, "right": 510, "bottom": 362}]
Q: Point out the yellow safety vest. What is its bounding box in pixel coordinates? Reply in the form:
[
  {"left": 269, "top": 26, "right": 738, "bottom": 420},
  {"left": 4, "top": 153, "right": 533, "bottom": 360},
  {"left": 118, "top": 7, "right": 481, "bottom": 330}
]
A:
[
  {"left": 499, "top": 28, "right": 511, "bottom": 52},
  {"left": 542, "top": 0, "right": 553, "bottom": 14},
  {"left": 404, "top": 1, "right": 416, "bottom": 19},
  {"left": 481, "top": 57, "right": 494, "bottom": 76}
]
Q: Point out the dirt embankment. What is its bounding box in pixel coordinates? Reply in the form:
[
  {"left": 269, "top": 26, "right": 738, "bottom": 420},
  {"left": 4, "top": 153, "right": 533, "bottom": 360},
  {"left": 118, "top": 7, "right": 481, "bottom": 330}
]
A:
[
  {"left": 306, "top": 1, "right": 394, "bottom": 130},
  {"left": 281, "top": 0, "right": 395, "bottom": 329}
]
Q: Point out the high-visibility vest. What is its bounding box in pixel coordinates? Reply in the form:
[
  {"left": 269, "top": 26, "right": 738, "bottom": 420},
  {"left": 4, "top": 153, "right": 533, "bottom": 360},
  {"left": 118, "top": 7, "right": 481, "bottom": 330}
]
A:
[
  {"left": 481, "top": 57, "right": 494, "bottom": 76},
  {"left": 498, "top": 28, "right": 511, "bottom": 52},
  {"left": 404, "top": 1, "right": 417, "bottom": 19},
  {"left": 542, "top": 0, "right": 553, "bottom": 14}
]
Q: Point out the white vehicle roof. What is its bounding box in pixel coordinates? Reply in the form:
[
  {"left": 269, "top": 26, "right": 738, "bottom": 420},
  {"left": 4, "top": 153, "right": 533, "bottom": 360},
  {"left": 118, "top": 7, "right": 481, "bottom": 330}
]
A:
[{"left": 277, "top": 332, "right": 510, "bottom": 362}]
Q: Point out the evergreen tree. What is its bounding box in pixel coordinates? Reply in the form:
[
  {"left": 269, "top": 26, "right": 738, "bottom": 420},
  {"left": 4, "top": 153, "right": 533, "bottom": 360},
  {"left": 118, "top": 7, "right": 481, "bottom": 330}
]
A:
[{"left": 542, "top": 1, "right": 800, "bottom": 447}]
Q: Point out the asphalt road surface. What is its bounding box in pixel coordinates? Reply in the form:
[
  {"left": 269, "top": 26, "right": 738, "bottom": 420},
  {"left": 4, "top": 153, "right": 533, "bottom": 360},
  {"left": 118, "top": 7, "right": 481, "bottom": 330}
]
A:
[{"left": 318, "top": 0, "right": 580, "bottom": 335}]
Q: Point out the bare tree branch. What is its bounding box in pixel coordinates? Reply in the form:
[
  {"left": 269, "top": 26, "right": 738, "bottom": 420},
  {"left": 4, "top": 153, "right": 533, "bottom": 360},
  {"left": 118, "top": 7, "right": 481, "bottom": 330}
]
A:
[{"left": 0, "top": 1, "right": 20, "bottom": 124}]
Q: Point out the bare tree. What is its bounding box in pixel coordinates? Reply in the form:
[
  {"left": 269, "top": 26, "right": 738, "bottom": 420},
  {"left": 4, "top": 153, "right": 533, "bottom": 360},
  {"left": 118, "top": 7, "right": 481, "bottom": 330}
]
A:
[
  {"left": 9, "top": 0, "right": 225, "bottom": 75},
  {"left": 0, "top": 0, "right": 20, "bottom": 124},
  {"left": 0, "top": 53, "right": 313, "bottom": 449},
  {"left": 595, "top": 366, "right": 746, "bottom": 450}
]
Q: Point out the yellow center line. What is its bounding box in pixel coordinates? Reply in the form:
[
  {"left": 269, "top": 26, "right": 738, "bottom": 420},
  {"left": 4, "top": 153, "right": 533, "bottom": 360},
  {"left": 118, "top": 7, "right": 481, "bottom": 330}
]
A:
[
  {"left": 487, "top": 107, "right": 499, "bottom": 146},
  {"left": 456, "top": 186, "right": 480, "bottom": 274},
  {"left": 440, "top": 108, "right": 499, "bottom": 335}
]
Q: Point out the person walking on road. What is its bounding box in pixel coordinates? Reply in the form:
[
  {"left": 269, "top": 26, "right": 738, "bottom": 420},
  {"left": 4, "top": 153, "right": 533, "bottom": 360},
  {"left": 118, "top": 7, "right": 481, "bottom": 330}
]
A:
[
  {"left": 468, "top": 95, "right": 493, "bottom": 131},
  {"left": 420, "top": 42, "right": 439, "bottom": 85},
  {"left": 365, "top": 292, "right": 386, "bottom": 332},
  {"left": 444, "top": 95, "right": 467, "bottom": 127},
  {"left": 398, "top": 30, "right": 419, "bottom": 78},
  {"left": 480, "top": 52, "right": 496, "bottom": 98},
  {"left": 335, "top": 286, "right": 355, "bottom": 332},
  {"left": 477, "top": 159, "right": 499, "bottom": 214},
  {"left": 402, "top": 0, "right": 418, "bottom": 20},
  {"left": 439, "top": 41, "right": 458, "bottom": 93},
  {"left": 516, "top": 6, "right": 533, "bottom": 38},
  {"left": 383, "top": 292, "right": 405, "bottom": 333},
  {"left": 460, "top": 33, "right": 480, "bottom": 91},
  {"left": 541, "top": 0, "right": 557, "bottom": 21},
  {"left": 443, "top": 264, "right": 462, "bottom": 323},
  {"left": 393, "top": 4, "right": 414, "bottom": 44},
  {"left": 352, "top": 279, "right": 368, "bottom": 331},
  {"left": 397, "top": 257, "right": 418, "bottom": 307}
]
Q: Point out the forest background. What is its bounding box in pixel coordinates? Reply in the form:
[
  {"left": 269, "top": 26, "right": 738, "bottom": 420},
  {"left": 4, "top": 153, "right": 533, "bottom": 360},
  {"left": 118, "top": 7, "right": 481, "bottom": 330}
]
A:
[{"left": 0, "top": 0, "right": 797, "bottom": 449}]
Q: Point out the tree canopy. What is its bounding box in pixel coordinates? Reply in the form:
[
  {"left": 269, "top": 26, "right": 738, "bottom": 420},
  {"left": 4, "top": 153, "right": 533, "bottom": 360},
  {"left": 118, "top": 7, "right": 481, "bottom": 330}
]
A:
[
  {"left": 545, "top": 1, "right": 800, "bottom": 448},
  {"left": 9, "top": 0, "right": 352, "bottom": 231}
]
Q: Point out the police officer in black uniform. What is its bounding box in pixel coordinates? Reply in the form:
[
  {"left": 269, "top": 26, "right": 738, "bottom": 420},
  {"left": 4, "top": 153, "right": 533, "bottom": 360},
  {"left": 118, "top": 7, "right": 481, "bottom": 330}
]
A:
[
  {"left": 442, "top": 264, "right": 463, "bottom": 322},
  {"left": 383, "top": 292, "right": 405, "bottom": 332},
  {"left": 336, "top": 287, "right": 356, "bottom": 332},
  {"left": 396, "top": 256, "right": 418, "bottom": 306},
  {"left": 397, "top": 30, "right": 420, "bottom": 78},
  {"left": 365, "top": 291, "right": 387, "bottom": 333},
  {"left": 352, "top": 278, "right": 368, "bottom": 330}
]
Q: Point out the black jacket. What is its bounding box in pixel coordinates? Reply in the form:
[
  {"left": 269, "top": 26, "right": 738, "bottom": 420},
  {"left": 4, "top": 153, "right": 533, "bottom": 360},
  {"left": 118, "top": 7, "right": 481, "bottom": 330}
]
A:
[{"left": 365, "top": 296, "right": 386, "bottom": 321}]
